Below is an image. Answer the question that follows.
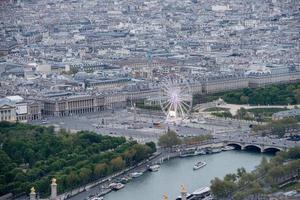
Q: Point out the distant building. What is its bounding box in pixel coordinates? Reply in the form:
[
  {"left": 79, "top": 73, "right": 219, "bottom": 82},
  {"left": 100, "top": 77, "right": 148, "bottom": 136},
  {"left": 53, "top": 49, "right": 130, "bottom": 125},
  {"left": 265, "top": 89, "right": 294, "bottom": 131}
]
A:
[
  {"left": 272, "top": 109, "right": 300, "bottom": 121},
  {"left": 0, "top": 98, "right": 16, "bottom": 122},
  {"left": 248, "top": 66, "right": 300, "bottom": 88},
  {"left": 6, "top": 96, "right": 28, "bottom": 122},
  {"left": 202, "top": 74, "right": 248, "bottom": 94},
  {"left": 40, "top": 92, "right": 126, "bottom": 117},
  {"left": 85, "top": 78, "right": 131, "bottom": 91}
]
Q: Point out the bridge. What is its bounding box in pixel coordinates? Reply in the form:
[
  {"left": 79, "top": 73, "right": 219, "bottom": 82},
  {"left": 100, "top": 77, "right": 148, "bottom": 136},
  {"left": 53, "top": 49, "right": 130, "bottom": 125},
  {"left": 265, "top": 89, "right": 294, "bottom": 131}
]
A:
[
  {"left": 222, "top": 136, "right": 299, "bottom": 153},
  {"left": 224, "top": 141, "right": 284, "bottom": 153}
]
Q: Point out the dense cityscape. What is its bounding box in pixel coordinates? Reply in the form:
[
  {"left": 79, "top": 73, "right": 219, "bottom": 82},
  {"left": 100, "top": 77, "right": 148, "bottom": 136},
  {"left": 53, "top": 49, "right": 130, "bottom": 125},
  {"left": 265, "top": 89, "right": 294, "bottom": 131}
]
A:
[{"left": 0, "top": 0, "right": 300, "bottom": 200}]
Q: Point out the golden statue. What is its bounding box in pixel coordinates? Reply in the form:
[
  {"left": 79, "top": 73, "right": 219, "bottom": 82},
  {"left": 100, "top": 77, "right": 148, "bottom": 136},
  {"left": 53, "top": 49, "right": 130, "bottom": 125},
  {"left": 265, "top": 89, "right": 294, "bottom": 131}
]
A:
[
  {"left": 30, "top": 187, "right": 35, "bottom": 193},
  {"left": 163, "top": 193, "right": 168, "bottom": 200}
]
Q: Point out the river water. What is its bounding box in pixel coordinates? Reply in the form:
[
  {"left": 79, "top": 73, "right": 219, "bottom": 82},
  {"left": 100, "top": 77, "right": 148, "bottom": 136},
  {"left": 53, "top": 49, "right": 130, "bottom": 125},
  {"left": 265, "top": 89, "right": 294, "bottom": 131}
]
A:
[{"left": 103, "top": 151, "right": 270, "bottom": 200}]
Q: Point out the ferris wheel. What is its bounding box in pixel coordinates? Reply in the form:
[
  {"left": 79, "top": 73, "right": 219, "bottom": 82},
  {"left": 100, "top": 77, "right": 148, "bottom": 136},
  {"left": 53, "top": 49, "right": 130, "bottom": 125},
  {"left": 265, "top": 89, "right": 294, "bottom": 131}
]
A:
[{"left": 159, "top": 74, "right": 193, "bottom": 122}]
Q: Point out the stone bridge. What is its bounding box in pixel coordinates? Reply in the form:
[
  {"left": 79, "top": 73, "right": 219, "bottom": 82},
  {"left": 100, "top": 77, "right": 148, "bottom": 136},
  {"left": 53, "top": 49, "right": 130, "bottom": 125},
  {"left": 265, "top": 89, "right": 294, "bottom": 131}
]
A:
[{"left": 223, "top": 140, "right": 287, "bottom": 153}]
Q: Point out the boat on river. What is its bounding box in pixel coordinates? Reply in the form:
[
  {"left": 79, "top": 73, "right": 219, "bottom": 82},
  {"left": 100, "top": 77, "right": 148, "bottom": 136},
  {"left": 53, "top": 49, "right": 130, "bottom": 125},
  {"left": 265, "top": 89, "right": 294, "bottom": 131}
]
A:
[
  {"left": 211, "top": 148, "right": 222, "bottom": 153},
  {"left": 180, "top": 148, "right": 206, "bottom": 157},
  {"left": 86, "top": 195, "right": 104, "bottom": 200},
  {"left": 176, "top": 186, "right": 212, "bottom": 200},
  {"left": 222, "top": 146, "right": 235, "bottom": 151},
  {"left": 130, "top": 172, "right": 143, "bottom": 178},
  {"left": 193, "top": 161, "right": 207, "bottom": 170},
  {"left": 149, "top": 164, "right": 160, "bottom": 172},
  {"left": 90, "top": 197, "right": 104, "bottom": 200},
  {"left": 109, "top": 182, "right": 125, "bottom": 191}
]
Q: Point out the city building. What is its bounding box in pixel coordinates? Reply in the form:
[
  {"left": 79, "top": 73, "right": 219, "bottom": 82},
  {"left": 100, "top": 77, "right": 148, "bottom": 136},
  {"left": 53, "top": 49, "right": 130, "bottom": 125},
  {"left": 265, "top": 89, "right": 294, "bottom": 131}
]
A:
[
  {"left": 272, "top": 109, "right": 300, "bottom": 121},
  {"left": 0, "top": 98, "right": 16, "bottom": 122}
]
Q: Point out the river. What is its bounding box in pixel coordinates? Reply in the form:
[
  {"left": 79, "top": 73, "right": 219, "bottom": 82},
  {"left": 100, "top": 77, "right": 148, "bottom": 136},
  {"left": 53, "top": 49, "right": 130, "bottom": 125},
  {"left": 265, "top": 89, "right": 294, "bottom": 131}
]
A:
[{"left": 101, "top": 151, "right": 269, "bottom": 200}]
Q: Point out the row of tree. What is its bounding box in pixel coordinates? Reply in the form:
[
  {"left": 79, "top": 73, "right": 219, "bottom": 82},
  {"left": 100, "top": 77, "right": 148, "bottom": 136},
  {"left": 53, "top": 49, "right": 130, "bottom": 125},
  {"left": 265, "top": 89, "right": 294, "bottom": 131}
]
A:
[
  {"left": 253, "top": 118, "right": 300, "bottom": 138},
  {"left": 194, "top": 83, "right": 300, "bottom": 105},
  {"left": 0, "top": 122, "right": 156, "bottom": 197},
  {"left": 158, "top": 131, "right": 213, "bottom": 148},
  {"left": 210, "top": 147, "right": 300, "bottom": 200}
]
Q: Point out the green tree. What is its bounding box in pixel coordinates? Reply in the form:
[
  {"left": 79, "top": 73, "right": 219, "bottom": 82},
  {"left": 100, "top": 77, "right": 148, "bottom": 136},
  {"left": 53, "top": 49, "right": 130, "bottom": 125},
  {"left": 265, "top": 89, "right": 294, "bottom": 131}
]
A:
[
  {"left": 211, "top": 178, "right": 237, "bottom": 199},
  {"left": 240, "top": 96, "right": 249, "bottom": 104},
  {"left": 66, "top": 172, "right": 78, "bottom": 188},
  {"left": 79, "top": 168, "right": 92, "bottom": 183},
  {"left": 145, "top": 142, "right": 156, "bottom": 153},
  {"left": 94, "top": 163, "right": 108, "bottom": 178},
  {"left": 133, "top": 144, "right": 152, "bottom": 161},
  {"left": 294, "top": 89, "right": 300, "bottom": 104},
  {"left": 158, "top": 131, "right": 181, "bottom": 148},
  {"left": 0, "top": 122, "right": 155, "bottom": 197},
  {"left": 237, "top": 167, "right": 246, "bottom": 178},
  {"left": 110, "top": 157, "right": 125, "bottom": 171}
]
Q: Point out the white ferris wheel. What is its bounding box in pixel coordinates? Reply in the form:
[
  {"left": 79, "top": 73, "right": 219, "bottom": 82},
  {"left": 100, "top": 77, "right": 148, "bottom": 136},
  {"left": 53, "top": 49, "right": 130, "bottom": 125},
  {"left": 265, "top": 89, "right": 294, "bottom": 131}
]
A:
[{"left": 159, "top": 74, "right": 193, "bottom": 122}]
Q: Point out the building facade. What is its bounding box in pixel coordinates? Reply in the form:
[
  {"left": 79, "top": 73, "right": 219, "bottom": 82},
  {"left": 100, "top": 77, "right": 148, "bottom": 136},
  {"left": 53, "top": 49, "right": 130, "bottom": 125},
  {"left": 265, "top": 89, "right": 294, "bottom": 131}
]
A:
[{"left": 0, "top": 99, "right": 17, "bottom": 122}]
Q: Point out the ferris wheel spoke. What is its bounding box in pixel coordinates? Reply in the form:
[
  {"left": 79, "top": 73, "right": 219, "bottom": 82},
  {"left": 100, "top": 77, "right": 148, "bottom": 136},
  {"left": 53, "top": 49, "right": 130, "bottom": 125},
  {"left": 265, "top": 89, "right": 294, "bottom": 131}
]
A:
[
  {"left": 166, "top": 102, "right": 174, "bottom": 117},
  {"left": 181, "top": 101, "right": 191, "bottom": 111},
  {"left": 180, "top": 85, "right": 190, "bottom": 95},
  {"left": 181, "top": 88, "right": 190, "bottom": 96},
  {"left": 179, "top": 102, "right": 189, "bottom": 113},
  {"left": 181, "top": 100, "right": 191, "bottom": 108},
  {"left": 162, "top": 101, "right": 172, "bottom": 111},
  {"left": 179, "top": 94, "right": 192, "bottom": 101},
  {"left": 178, "top": 103, "right": 186, "bottom": 119}
]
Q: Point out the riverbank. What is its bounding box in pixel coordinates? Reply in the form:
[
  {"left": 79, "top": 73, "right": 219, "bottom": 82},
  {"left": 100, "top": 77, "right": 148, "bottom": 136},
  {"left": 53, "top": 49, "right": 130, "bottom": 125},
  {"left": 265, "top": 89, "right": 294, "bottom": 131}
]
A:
[
  {"left": 56, "top": 142, "right": 222, "bottom": 199},
  {"left": 104, "top": 151, "right": 270, "bottom": 200},
  {"left": 64, "top": 141, "right": 258, "bottom": 200},
  {"left": 55, "top": 152, "right": 162, "bottom": 200}
]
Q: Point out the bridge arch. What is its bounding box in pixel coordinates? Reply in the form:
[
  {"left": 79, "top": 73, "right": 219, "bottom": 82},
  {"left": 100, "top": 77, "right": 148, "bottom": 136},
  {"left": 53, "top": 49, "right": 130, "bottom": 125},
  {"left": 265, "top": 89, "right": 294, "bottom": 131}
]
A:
[
  {"left": 226, "top": 143, "right": 242, "bottom": 150},
  {"left": 263, "top": 147, "right": 281, "bottom": 154},
  {"left": 243, "top": 144, "right": 262, "bottom": 152}
]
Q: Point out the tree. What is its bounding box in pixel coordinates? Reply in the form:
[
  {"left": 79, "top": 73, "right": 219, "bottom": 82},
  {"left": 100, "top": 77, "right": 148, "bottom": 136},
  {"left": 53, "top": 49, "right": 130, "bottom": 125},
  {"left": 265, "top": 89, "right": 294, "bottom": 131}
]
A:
[
  {"left": 237, "top": 167, "right": 246, "bottom": 178},
  {"left": 0, "top": 122, "right": 154, "bottom": 197},
  {"left": 287, "top": 146, "right": 300, "bottom": 159},
  {"left": 158, "top": 131, "right": 181, "bottom": 148},
  {"left": 257, "top": 157, "right": 270, "bottom": 175},
  {"left": 110, "top": 157, "right": 125, "bottom": 171},
  {"left": 211, "top": 178, "right": 237, "bottom": 199},
  {"left": 145, "top": 142, "right": 156, "bottom": 153},
  {"left": 94, "top": 163, "right": 108, "bottom": 178},
  {"left": 79, "top": 168, "right": 92, "bottom": 183},
  {"left": 224, "top": 173, "right": 237, "bottom": 182},
  {"left": 236, "top": 107, "right": 247, "bottom": 119},
  {"left": 122, "top": 149, "right": 136, "bottom": 166},
  {"left": 66, "top": 172, "right": 78, "bottom": 188},
  {"left": 240, "top": 96, "right": 249, "bottom": 104},
  {"left": 133, "top": 144, "right": 152, "bottom": 161},
  {"left": 293, "top": 89, "right": 300, "bottom": 104}
]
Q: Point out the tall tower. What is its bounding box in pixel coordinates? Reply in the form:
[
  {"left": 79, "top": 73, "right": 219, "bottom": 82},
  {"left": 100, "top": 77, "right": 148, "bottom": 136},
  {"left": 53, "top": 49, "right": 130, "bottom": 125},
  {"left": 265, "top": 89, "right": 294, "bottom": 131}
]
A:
[
  {"left": 29, "top": 187, "right": 36, "bottom": 200},
  {"left": 181, "top": 185, "right": 187, "bottom": 200},
  {"left": 50, "top": 178, "right": 57, "bottom": 200}
]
